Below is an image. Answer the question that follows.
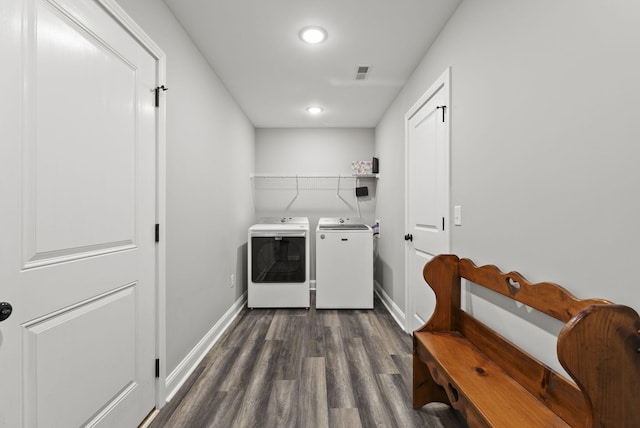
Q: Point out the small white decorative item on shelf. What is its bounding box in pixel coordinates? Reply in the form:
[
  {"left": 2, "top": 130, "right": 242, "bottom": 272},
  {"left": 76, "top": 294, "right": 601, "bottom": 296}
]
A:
[{"left": 351, "top": 160, "right": 373, "bottom": 176}]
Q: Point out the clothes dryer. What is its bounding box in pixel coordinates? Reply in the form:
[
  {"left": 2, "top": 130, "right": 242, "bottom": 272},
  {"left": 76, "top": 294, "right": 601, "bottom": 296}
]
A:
[{"left": 248, "top": 217, "right": 310, "bottom": 308}]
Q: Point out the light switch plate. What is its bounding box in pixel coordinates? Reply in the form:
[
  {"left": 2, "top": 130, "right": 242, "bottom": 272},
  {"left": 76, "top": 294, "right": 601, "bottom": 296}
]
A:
[{"left": 454, "top": 205, "right": 462, "bottom": 226}]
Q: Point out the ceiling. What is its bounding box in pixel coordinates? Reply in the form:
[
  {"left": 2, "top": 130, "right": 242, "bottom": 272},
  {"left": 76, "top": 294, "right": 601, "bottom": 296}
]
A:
[{"left": 162, "top": 0, "right": 462, "bottom": 128}]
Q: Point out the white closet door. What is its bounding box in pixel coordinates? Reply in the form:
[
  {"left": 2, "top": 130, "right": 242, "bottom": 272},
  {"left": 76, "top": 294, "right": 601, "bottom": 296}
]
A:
[
  {"left": 0, "top": 0, "right": 157, "bottom": 426},
  {"left": 406, "top": 70, "right": 451, "bottom": 332}
]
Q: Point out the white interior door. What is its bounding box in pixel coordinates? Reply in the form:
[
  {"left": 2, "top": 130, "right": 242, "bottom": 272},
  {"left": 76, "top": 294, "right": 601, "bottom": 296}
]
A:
[
  {"left": 0, "top": 0, "right": 158, "bottom": 426},
  {"left": 405, "top": 69, "right": 450, "bottom": 333}
]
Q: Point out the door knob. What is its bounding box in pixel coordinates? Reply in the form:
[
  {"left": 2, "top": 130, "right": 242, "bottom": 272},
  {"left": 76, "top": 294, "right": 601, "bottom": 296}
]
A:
[
  {"left": 404, "top": 234, "right": 413, "bottom": 242},
  {"left": 0, "top": 302, "right": 12, "bottom": 322}
]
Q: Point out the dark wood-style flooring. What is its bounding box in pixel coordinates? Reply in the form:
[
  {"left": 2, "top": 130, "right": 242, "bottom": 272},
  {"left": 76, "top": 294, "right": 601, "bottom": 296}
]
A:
[{"left": 148, "top": 293, "right": 466, "bottom": 428}]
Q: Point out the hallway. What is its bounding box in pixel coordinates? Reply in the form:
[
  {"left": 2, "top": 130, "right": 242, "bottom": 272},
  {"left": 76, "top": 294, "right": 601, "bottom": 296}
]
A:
[{"left": 148, "top": 294, "right": 465, "bottom": 427}]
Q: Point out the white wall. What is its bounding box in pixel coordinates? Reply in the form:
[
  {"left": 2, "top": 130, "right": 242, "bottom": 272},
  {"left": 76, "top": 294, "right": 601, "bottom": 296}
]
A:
[
  {"left": 376, "top": 0, "right": 640, "bottom": 367},
  {"left": 255, "top": 128, "right": 376, "bottom": 280},
  {"left": 115, "top": 0, "right": 255, "bottom": 376}
]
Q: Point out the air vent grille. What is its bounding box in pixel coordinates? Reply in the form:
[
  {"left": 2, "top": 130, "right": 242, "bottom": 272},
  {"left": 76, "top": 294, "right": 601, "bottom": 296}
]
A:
[{"left": 355, "top": 65, "right": 371, "bottom": 80}]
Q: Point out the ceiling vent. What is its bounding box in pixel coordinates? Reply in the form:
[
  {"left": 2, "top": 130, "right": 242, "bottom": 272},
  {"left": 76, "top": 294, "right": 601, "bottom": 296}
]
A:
[{"left": 355, "top": 65, "right": 371, "bottom": 80}]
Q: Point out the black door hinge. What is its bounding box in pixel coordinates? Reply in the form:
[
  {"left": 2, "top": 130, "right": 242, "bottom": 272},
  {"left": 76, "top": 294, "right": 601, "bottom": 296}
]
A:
[
  {"left": 442, "top": 217, "right": 445, "bottom": 231},
  {"left": 155, "top": 358, "right": 160, "bottom": 378},
  {"left": 155, "top": 224, "right": 160, "bottom": 243},
  {"left": 155, "top": 85, "right": 168, "bottom": 107}
]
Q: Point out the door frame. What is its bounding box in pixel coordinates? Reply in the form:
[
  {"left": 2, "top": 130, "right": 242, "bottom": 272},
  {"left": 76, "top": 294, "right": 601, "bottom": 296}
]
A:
[
  {"left": 404, "top": 67, "right": 451, "bottom": 333},
  {"left": 97, "top": 0, "right": 167, "bottom": 409}
]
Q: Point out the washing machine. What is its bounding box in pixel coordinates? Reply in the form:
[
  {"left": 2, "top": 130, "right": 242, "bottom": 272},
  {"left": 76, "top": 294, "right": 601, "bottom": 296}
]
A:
[
  {"left": 248, "top": 217, "right": 310, "bottom": 308},
  {"left": 315, "top": 217, "right": 373, "bottom": 309}
]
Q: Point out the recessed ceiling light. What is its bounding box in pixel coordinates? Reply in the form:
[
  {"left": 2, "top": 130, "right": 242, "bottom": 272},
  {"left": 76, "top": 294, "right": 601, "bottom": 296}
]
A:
[
  {"left": 299, "top": 26, "right": 327, "bottom": 44},
  {"left": 306, "top": 106, "right": 323, "bottom": 115}
]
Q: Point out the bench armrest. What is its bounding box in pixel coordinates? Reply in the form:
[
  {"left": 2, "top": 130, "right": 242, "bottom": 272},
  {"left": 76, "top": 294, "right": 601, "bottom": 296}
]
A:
[
  {"left": 415, "top": 254, "right": 461, "bottom": 333},
  {"left": 558, "top": 304, "right": 640, "bottom": 427}
]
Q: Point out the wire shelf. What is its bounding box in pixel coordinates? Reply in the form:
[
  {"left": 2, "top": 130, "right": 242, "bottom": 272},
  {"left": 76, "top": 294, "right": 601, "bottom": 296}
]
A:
[{"left": 251, "top": 174, "right": 363, "bottom": 191}]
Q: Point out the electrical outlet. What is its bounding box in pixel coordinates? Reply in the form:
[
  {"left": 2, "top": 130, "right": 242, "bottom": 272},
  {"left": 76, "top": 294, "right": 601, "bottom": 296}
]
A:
[
  {"left": 374, "top": 219, "right": 381, "bottom": 238},
  {"left": 230, "top": 274, "right": 235, "bottom": 288}
]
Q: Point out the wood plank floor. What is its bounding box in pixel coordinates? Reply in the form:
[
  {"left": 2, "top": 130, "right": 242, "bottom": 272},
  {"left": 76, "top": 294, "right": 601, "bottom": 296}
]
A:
[{"left": 149, "top": 293, "right": 466, "bottom": 428}]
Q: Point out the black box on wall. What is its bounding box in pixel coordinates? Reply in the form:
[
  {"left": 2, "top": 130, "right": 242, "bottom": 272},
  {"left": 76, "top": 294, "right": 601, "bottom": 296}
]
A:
[
  {"left": 355, "top": 186, "right": 368, "bottom": 197},
  {"left": 372, "top": 157, "right": 379, "bottom": 173}
]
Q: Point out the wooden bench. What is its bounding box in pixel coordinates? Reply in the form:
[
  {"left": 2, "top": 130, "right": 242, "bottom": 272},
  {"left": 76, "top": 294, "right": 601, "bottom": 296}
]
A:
[{"left": 413, "top": 254, "right": 640, "bottom": 427}]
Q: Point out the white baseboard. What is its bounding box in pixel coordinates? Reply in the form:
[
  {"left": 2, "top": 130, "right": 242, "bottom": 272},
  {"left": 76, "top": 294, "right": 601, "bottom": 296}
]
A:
[
  {"left": 374, "top": 281, "right": 407, "bottom": 332},
  {"left": 164, "top": 292, "right": 247, "bottom": 402}
]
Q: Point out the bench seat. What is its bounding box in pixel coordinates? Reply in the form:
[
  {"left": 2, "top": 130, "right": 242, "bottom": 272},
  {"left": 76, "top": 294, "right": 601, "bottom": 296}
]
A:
[{"left": 415, "top": 331, "right": 569, "bottom": 427}]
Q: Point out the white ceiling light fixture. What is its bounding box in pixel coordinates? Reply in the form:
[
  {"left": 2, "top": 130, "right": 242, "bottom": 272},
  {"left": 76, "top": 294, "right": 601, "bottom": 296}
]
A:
[
  {"left": 299, "top": 26, "right": 327, "bottom": 44},
  {"left": 306, "top": 106, "right": 323, "bottom": 115}
]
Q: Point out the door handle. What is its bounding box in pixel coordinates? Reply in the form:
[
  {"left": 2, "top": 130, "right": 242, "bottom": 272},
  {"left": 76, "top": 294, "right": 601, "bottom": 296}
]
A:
[
  {"left": 404, "top": 234, "right": 413, "bottom": 242},
  {"left": 0, "top": 302, "right": 12, "bottom": 322}
]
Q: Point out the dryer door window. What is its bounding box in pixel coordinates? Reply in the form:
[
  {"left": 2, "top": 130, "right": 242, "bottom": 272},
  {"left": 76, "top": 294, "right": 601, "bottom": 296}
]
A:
[{"left": 251, "top": 236, "right": 306, "bottom": 283}]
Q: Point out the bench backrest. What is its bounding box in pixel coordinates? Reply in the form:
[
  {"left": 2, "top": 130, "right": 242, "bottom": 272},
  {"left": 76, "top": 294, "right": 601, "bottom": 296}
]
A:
[{"left": 420, "top": 254, "right": 640, "bottom": 427}]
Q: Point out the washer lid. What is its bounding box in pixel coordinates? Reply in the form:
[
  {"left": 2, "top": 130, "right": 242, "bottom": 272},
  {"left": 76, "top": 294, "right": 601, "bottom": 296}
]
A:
[
  {"left": 317, "top": 217, "right": 370, "bottom": 230},
  {"left": 318, "top": 224, "right": 370, "bottom": 230}
]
